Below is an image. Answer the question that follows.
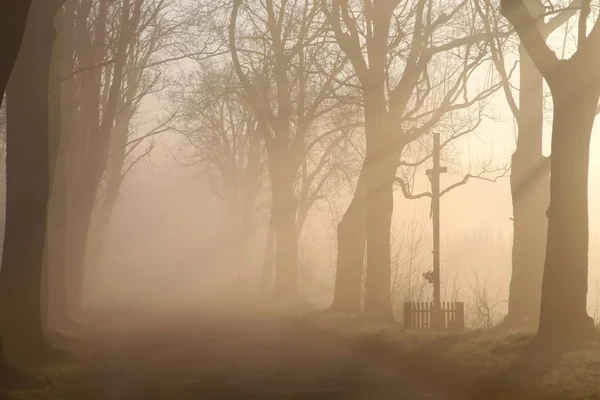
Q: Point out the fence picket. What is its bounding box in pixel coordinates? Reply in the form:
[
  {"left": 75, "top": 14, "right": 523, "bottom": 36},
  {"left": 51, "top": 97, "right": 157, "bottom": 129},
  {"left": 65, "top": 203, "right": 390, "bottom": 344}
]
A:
[{"left": 403, "top": 301, "right": 465, "bottom": 332}]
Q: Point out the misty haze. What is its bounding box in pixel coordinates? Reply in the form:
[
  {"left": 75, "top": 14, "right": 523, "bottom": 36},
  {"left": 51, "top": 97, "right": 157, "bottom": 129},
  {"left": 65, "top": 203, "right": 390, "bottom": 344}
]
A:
[{"left": 2, "top": 0, "right": 600, "bottom": 399}]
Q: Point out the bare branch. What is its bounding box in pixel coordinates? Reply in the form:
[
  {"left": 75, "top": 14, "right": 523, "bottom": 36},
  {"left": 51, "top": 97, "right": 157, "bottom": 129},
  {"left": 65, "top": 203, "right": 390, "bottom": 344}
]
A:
[{"left": 500, "top": 0, "right": 561, "bottom": 78}]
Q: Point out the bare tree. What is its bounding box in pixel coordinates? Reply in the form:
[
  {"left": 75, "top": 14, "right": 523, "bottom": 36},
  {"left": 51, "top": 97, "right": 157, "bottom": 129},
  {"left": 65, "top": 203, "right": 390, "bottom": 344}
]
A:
[
  {"left": 229, "top": 0, "right": 352, "bottom": 299},
  {"left": 0, "top": 0, "right": 36, "bottom": 383},
  {"left": 86, "top": 0, "right": 176, "bottom": 278},
  {"left": 476, "top": 0, "right": 580, "bottom": 329},
  {"left": 0, "top": 1, "right": 32, "bottom": 102},
  {"left": 500, "top": 0, "right": 600, "bottom": 341},
  {"left": 465, "top": 268, "right": 505, "bottom": 329},
  {"left": 324, "top": 0, "right": 501, "bottom": 320},
  {"left": 0, "top": 0, "right": 67, "bottom": 367},
  {"left": 295, "top": 113, "right": 362, "bottom": 235},
  {"left": 0, "top": 103, "right": 7, "bottom": 197},
  {"left": 261, "top": 114, "right": 363, "bottom": 295},
  {"left": 173, "top": 63, "right": 267, "bottom": 289},
  {"left": 52, "top": 0, "right": 173, "bottom": 322}
]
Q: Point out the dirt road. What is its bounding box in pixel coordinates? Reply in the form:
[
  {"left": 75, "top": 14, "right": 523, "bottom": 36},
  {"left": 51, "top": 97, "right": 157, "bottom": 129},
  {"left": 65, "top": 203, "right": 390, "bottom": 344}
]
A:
[{"left": 53, "top": 309, "right": 467, "bottom": 400}]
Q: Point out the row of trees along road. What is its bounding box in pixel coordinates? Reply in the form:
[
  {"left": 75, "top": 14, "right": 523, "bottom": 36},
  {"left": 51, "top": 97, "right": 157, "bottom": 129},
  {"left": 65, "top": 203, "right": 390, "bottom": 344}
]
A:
[
  {"left": 500, "top": 0, "right": 600, "bottom": 342},
  {"left": 0, "top": 0, "right": 177, "bottom": 374},
  {"left": 0, "top": 0, "right": 600, "bottom": 383}
]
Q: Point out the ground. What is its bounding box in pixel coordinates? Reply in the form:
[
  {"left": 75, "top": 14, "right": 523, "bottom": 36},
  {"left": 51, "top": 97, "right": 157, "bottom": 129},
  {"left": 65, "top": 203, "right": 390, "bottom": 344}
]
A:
[
  {"left": 3, "top": 304, "right": 600, "bottom": 400},
  {"left": 1, "top": 306, "right": 462, "bottom": 400}
]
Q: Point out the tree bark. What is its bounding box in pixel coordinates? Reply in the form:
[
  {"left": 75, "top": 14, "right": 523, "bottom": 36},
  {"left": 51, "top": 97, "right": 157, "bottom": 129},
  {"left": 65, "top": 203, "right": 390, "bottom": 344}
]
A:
[
  {"left": 62, "top": 0, "right": 142, "bottom": 318},
  {"left": 224, "top": 200, "right": 243, "bottom": 290},
  {"left": 44, "top": 4, "right": 82, "bottom": 333},
  {"left": 0, "top": 1, "right": 32, "bottom": 103},
  {"left": 0, "top": 338, "right": 11, "bottom": 381},
  {"left": 328, "top": 169, "right": 366, "bottom": 314},
  {"left": 506, "top": 150, "right": 548, "bottom": 327},
  {"left": 268, "top": 150, "right": 299, "bottom": 300},
  {"left": 64, "top": 184, "right": 98, "bottom": 318},
  {"left": 42, "top": 7, "right": 62, "bottom": 333},
  {"left": 538, "top": 64, "right": 598, "bottom": 342},
  {"left": 84, "top": 190, "right": 118, "bottom": 297},
  {"left": 362, "top": 87, "right": 395, "bottom": 321},
  {"left": 84, "top": 106, "right": 130, "bottom": 292},
  {"left": 363, "top": 157, "right": 395, "bottom": 321},
  {"left": 0, "top": 0, "right": 59, "bottom": 366},
  {"left": 270, "top": 180, "right": 299, "bottom": 300},
  {"left": 261, "top": 216, "right": 276, "bottom": 296},
  {"left": 0, "top": 0, "right": 33, "bottom": 380},
  {"left": 504, "top": 46, "right": 549, "bottom": 328}
]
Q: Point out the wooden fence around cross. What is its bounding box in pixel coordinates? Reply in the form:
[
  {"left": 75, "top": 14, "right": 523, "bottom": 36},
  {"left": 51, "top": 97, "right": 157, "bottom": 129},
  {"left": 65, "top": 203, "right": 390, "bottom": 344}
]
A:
[{"left": 403, "top": 301, "right": 465, "bottom": 332}]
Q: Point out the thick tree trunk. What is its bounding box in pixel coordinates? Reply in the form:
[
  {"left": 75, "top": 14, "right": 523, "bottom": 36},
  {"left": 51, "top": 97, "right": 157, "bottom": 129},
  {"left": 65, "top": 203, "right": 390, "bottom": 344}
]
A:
[
  {"left": 261, "top": 216, "right": 276, "bottom": 296},
  {"left": 64, "top": 187, "right": 96, "bottom": 318},
  {"left": 45, "top": 6, "right": 82, "bottom": 333},
  {"left": 506, "top": 150, "right": 548, "bottom": 327},
  {"left": 0, "top": 1, "right": 57, "bottom": 365},
  {"left": 84, "top": 155, "right": 125, "bottom": 292},
  {"left": 61, "top": 0, "right": 139, "bottom": 318},
  {"left": 328, "top": 169, "right": 366, "bottom": 314},
  {"left": 62, "top": 77, "right": 104, "bottom": 318},
  {"left": 84, "top": 189, "right": 118, "bottom": 295},
  {"left": 266, "top": 146, "right": 299, "bottom": 300},
  {"left": 42, "top": 8, "right": 62, "bottom": 333},
  {"left": 0, "top": 338, "right": 11, "bottom": 381},
  {"left": 224, "top": 201, "right": 244, "bottom": 290},
  {"left": 270, "top": 175, "right": 299, "bottom": 300},
  {"left": 361, "top": 87, "right": 395, "bottom": 321},
  {"left": 85, "top": 102, "right": 133, "bottom": 294},
  {"left": 46, "top": 3, "right": 77, "bottom": 330},
  {"left": 505, "top": 48, "right": 549, "bottom": 328},
  {"left": 0, "top": 1, "right": 32, "bottom": 101},
  {"left": 46, "top": 164, "right": 71, "bottom": 329},
  {"left": 363, "top": 157, "right": 395, "bottom": 321},
  {"left": 538, "top": 70, "right": 598, "bottom": 342},
  {"left": 0, "top": 0, "right": 33, "bottom": 380},
  {"left": 0, "top": 336, "right": 39, "bottom": 388}
]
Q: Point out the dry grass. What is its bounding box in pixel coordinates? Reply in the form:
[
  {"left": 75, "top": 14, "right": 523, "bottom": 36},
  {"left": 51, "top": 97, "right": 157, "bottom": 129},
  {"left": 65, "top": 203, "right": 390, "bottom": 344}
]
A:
[{"left": 310, "top": 313, "right": 600, "bottom": 399}]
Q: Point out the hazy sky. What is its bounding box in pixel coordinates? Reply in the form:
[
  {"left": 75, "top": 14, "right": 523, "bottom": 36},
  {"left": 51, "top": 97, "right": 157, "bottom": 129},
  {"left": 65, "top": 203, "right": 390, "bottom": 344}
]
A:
[
  {"left": 110, "top": 70, "right": 600, "bottom": 251},
  {"left": 90, "top": 31, "right": 600, "bottom": 314}
]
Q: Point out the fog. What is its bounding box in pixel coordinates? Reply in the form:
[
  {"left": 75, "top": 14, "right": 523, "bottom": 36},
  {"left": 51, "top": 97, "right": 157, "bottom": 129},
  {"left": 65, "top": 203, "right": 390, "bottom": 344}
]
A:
[
  {"left": 41, "top": 59, "right": 600, "bottom": 331},
  {"left": 83, "top": 98, "right": 600, "bottom": 325},
  {"left": 5, "top": 0, "right": 600, "bottom": 397}
]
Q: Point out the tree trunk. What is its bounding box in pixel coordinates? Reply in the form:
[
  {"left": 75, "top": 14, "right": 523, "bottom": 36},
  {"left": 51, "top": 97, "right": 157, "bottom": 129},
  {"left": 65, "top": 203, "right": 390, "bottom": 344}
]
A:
[
  {"left": 0, "top": 0, "right": 33, "bottom": 381},
  {"left": 45, "top": 5, "right": 82, "bottom": 333},
  {"left": 84, "top": 186, "right": 119, "bottom": 296},
  {"left": 505, "top": 47, "right": 549, "bottom": 328},
  {"left": 42, "top": 8, "right": 62, "bottom": 333},
  {"left": 0, "top": 0, "right": 57, "bottom": 366},
  {"left": 0, "top": 338, "right": 11, "bottom": 381},
  {"left": 225, "top": 201, "right": 243, "bottom": 291},
  {"left": 0, "top": 336, "right": 38, "bottom": 388},
  {"left": 62, "top": 78, "right": 104, "bottom": 318},
  {"left": 0, "top": 1, "right": 32, "bottom": 101},
  {"left": 328, "top": 169, "right": 366, "bottom": 314},
  {"left": 362, "top": 88, "right": 395, "bottom": 321},
  {"left": 538, "top": 69, "right": 598, "bottom": 342},
  {"left": 85, "top": 101, "right": 134, "bottom": 295},
  {"left": 268, "top": 151, "right": 299, "bottom": 300},
  {"left": 64, "top": 186, "right": 97, "bottom": 318},
  {"left": 270, "top": 179, "right": 299, "bottom": 300},
  {"left": 363, "top": 157, "right": 395, "bottom": 321},
  {"left": 62, "top": 0, "right": 139, "bottom": 318},
  {"left": 261, "top": 215, "right": 276, "bottom": 296},
  {"left": 506, "top": 150, "right": 548, "bottom": 327}
]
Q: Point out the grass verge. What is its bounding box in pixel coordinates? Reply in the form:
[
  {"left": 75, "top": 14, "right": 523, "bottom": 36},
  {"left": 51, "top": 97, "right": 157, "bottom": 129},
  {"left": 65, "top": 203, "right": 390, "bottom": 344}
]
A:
[{"left": 311, "top": 313, "right": 600, "bottom": 400}]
